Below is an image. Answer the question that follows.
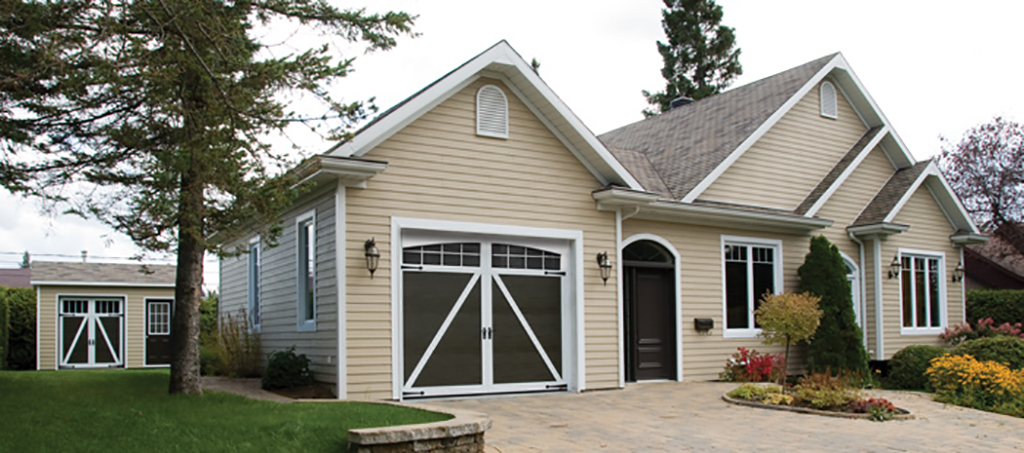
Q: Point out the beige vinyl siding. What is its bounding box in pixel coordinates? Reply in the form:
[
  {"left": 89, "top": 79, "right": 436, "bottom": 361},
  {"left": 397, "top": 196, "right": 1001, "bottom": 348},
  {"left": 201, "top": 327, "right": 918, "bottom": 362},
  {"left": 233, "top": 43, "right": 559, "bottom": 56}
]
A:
[
  {"left": 622, "top": 219, "right": 812, "bottom": 381},
  {"left": 880, "top": 187, "right": 963, "bottom": 358},
  {"left": 814, "top": 146, "right": 895, "bottom": 356},
  {"left": 699, "top": 81, "right": 867, "bottom": 210},
  {"left": 219, "top": 185, "right": 339, "bottom": 383},
  {"left": 37, "top": 285, "right": 174, "bottom": 370},
  {"left": 346, "top": 78, "right": 617, "bottom": 400}
]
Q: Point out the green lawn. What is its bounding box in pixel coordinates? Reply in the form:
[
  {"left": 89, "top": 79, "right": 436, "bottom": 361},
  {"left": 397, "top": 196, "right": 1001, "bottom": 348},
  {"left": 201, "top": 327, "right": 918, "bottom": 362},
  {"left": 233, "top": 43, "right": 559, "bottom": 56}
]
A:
[{"left": 0, "top": 370, "right": 449, "bottom": 452}]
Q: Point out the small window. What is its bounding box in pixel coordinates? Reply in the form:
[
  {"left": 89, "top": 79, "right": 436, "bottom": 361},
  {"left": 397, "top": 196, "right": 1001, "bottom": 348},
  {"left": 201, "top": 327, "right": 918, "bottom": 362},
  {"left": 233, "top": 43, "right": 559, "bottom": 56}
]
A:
[
  {"left": 148, "top": 301, "right": 171, "bottom": 336},
  {"left": 248, "top": 239, "right": 261, "bottom": 330},
  {"left": 723, "top": 238, "right": 782, "bottom": 337},
  {"left": 900, "top": 252, "right": 944, "bottom": 333},
  {"left": 476, "top": 84, "right": 509, "bottom": 139},
  {"left": 403, "top": 242, "right": 481, "bottom": 267},
  {"left": 820, "top": 81, "right": 838, "bottom": 119},
  {"left": 296, "top": 211, "right": 316, "bottom": 331},
  {"left": 492, "top": 244, "right": 561, "bottom": 270}
]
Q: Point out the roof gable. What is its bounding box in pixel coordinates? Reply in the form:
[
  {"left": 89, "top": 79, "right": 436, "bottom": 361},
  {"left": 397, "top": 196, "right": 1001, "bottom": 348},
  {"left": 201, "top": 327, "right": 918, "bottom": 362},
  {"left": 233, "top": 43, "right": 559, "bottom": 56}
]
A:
[
  {"left": 327, "top": 41, "right": 640, "bottom": 189},
  {"left": 854, "top": 160, "right": 980, "bottom": 234}
]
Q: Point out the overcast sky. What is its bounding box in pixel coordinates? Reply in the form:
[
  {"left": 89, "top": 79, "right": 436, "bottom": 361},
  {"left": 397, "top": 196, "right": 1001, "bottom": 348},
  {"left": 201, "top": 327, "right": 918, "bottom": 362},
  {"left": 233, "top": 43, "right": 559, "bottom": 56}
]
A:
[{"left": 4, "top": 0, "right": 1023, "bottom": 292}]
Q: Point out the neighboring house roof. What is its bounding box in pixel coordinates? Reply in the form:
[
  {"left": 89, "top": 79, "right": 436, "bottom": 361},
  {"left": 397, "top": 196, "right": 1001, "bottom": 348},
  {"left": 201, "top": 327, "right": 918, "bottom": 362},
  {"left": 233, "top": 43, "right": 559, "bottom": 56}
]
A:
[
  {"left": 0, "top": 268, "right": 32, "bottom": 288},
  {"left": 31, "top": 261, "right": 177, "bottom": 287},
  {"left": 965, "top": 226, "right": 1024, "bottom": 289},
  {"left": 600, "top": 53, "right": 836, "bottom": 200},
  {"left": 327, "top": 40, "right": 642, "bottom": 190}
]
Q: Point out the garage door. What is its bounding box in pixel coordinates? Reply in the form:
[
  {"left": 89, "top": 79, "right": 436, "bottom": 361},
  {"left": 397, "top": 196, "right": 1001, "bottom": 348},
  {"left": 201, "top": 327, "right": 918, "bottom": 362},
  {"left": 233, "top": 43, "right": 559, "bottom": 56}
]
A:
[
  {"left": 401, "top": 234, "right": 571, "bottom": 398},
  {"left": 59, "top": 297, "right": 124, "bottom": 369}
]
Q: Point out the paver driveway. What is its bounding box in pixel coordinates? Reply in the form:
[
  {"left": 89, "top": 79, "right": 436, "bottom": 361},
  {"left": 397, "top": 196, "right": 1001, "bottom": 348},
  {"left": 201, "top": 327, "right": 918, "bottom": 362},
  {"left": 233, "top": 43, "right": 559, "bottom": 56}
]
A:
[{"left": 431, "top": 381, "right": 1024, "bottom": 452}]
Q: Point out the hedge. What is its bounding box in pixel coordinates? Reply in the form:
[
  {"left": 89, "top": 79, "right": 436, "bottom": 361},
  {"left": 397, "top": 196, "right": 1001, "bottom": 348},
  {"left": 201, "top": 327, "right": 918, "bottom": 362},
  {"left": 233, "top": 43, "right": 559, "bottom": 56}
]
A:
[
  {"left": 0, "top": 293, "right": 8, "bottom": 370},
  {"left": 0, "top": 286, "right": 35, "bottom": 370},
  {"left": 966, "top": 289, "right": 1024, "bottom": 325}
]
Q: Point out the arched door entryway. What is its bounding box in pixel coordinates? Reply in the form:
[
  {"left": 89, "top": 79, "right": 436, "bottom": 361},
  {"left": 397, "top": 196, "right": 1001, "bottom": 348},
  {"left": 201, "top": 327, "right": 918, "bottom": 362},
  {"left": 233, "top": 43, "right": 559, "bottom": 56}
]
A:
[{"left": 623, "top": 240, "right": 677, "bottom": 382}]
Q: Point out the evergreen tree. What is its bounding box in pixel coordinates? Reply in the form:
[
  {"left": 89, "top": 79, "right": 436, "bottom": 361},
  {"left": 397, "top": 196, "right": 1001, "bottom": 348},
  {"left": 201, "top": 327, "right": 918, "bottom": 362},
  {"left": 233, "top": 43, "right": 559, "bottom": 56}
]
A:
[
  {"left": 642, "top": 0, "right": 742, "bottom": 116},
  {"left": 799, "top": 236, "right": 869, "bottom": 376},
  {"left": 0, "top": 0, "right": 414, "bottom": 394}
]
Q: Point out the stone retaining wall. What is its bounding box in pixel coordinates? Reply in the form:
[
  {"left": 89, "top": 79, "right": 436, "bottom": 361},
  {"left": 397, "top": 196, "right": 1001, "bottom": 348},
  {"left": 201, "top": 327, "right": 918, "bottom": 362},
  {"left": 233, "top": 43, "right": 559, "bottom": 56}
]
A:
[{"left": 348, "top": 404, "right": 490, "bottom": 453}]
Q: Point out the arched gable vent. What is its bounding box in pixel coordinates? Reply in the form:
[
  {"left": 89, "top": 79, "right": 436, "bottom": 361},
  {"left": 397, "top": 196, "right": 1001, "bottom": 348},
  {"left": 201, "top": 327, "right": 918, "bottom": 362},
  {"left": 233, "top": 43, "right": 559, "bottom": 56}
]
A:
[
  {"left": 476, "top": 84, "right": 509, "bottom": 139},
  {"left": 820, "top": 81, "right": 838, "bottom": 119}
]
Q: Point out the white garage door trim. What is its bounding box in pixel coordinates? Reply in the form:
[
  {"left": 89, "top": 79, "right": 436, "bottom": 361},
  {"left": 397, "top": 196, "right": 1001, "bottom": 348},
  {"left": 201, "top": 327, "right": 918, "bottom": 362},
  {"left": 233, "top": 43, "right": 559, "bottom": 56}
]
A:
[{"left": 391, "top": 217, "right": 585, "bottom": 400}]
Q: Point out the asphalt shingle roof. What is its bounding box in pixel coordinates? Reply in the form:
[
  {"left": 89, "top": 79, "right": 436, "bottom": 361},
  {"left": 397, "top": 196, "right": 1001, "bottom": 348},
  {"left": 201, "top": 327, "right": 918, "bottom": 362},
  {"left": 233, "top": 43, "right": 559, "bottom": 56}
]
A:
[
  {"left": 31, "top": 261, "right": 176, "bottom": 285},
  {"left": 599, "top": 53, "right": 837, "bottom": 200},
  {"left": 853, "top": 160, "right": 932, "bottom": 226},
  {"left": 796, "top": 126, "right": 885, "bottom": 215}
]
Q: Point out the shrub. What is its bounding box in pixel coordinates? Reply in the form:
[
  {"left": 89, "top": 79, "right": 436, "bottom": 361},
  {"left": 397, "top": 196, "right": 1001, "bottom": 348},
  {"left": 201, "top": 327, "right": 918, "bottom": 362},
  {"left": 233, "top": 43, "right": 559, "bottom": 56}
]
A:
[
  {"left": 967, "top": 289, "right": 1024, "bottom": 326},
  {"left": 206, "top": 310, "right": 261, "bottom": 377},
  {"left": 941, "top": 318, "right": 1024, "bottom": 346},
  {"left": 793, "top": 372, "right": 861, "bottom": 410},
  {"left": 720, "top": 347, "right": 785, "bottom": 383},
  {"left": 200, "top": 292, "right": 218, "bottom": 339},
  {"left": 0, "top": 293, "right": 8, "bottom": 370},
  {"left": 888, "top": 345, "right": 947, "bottom": 390},
  {"left": 950, "top": 336, "right": 1024, "bottom": 370},
  {"left": 850, "top": 398, "right": 899, "bottom": 421},
  {"left": 926, "top": 354, "right": 1024, "bottom": 417},
  {"left": 262, "top": 347, "right": 313, "bottom": 390},
  {"left": 5, "top": 288, "right": 36, "bottom": 370},
  {"left": 799, "top": 236, "right": 869, "bottom": 376},
  {"left": 199, "top": 342, "right": 223, "bottom": 376},
  {"left": 754, "top": 291, "right": 822, "bottom": 385}
]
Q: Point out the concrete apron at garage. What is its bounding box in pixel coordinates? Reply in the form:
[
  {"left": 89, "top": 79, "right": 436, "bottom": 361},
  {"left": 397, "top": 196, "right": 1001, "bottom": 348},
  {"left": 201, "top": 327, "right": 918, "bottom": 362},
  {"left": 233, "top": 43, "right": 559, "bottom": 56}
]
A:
[{"left": 432, "top": 381, "right": 1024, "bottom": 452}]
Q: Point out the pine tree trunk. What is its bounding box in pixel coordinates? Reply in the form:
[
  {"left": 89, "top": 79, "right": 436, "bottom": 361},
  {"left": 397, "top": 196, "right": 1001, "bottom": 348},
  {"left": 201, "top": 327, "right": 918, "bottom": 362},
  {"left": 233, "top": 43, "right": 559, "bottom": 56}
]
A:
[{"left": 168, "top": 166, "right": 205, "bottom": 394}]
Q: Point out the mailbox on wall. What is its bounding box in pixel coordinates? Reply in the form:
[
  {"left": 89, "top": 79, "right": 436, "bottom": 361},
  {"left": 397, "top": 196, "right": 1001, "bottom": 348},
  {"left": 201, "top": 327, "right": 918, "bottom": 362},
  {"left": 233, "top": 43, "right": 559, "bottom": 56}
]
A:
[{"left": 694, "top": 318, "right": 714, "bottom": 332}]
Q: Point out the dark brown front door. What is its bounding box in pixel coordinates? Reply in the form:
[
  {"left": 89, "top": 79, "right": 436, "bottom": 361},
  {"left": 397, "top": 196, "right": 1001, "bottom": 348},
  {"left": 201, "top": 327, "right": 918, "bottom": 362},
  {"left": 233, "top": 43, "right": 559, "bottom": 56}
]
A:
[
  {"left": 145, "top": 299, "right": 173, "bottom": 366},
  {"left": 625, "top": 265, "right": 676, "bottom": 381}
]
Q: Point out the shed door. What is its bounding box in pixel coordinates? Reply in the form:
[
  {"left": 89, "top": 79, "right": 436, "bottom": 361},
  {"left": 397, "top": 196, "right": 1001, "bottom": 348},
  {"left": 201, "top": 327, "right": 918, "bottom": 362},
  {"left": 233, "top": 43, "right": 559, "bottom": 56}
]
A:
[
  {"left": 146, "top": 299, "right": 173, "bottom": 365},
  {"left": 401, "top": 237, "right": 570, "bottom": 398},
  {"left": 59, "top": 297, "right": 124, "bottom": 369}
]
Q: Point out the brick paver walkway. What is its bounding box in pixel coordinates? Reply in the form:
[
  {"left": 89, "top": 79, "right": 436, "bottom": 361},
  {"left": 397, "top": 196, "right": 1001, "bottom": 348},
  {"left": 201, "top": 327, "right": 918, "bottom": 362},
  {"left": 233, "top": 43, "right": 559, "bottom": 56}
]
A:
[{"left": 431, "top": 381, "right": 1024, "bottom": 452}]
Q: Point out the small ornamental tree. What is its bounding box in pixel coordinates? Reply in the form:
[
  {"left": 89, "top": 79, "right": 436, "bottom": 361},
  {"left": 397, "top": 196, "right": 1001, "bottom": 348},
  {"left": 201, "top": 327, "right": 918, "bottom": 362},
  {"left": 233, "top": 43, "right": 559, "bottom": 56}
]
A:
[
  {"left": 800, "top": 236, "right": 869, "bottom": 376},
  {"left": 754, "top": 292, "right": 822, "bottom": 386}
]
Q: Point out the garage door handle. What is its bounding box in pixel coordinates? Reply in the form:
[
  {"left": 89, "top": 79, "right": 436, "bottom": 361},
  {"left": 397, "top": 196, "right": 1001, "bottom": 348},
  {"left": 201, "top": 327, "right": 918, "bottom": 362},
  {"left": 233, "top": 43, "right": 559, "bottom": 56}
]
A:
[
  {"left": 545, "top": 271, "right": 566, "bottom": 276},
  {"left": 402, "top": 265, "right": 423, "bottom": 271}
]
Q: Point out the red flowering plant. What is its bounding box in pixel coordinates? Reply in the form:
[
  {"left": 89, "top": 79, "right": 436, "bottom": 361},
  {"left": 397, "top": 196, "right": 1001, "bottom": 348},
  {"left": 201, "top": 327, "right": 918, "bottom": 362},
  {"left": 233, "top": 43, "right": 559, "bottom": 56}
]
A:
[
  {"left": 850, "top": 397, "right": 900, "bottom": 421},
  {"left": 941, "top": 318, "right": 1024, "bottom": 346},
  {"left": 720, "top": 347, "right": 786, "bottom": 383}
]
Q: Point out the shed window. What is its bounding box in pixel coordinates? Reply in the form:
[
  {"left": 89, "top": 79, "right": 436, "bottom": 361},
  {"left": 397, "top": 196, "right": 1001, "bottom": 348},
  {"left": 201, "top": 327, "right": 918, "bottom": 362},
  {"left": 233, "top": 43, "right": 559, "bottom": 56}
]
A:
[
  {"left": 476, "top": 84, "right": 509, "bottom": 138},
  {"left": 820, "top": 81, "right": 838, "bottom": 119}
]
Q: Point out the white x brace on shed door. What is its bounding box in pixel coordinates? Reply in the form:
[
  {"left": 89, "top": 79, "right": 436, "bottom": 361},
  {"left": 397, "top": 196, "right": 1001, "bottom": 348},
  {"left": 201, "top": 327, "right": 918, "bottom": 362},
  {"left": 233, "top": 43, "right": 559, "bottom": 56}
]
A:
[
  {"left": 59, "top": 297, "right": 125, "bottom": 369},
  {"left": 399, "top": 228, "right": 575, "bottom": 399}
]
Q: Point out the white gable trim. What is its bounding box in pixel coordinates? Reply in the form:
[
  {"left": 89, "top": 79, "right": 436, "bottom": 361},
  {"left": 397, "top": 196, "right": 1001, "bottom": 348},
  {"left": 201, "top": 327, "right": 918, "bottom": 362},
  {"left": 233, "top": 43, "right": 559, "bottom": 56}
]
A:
[
  {"left": 683, "top": 53, "right": 919, "bottom": 203},
  {"left": 882, "top": 162, "right": 980, "bottom": 234},
  {"left": 804, "top": 126, "right": 891, "bottom": 217},
  {"left": 330, "top": 41, "right": 641, "bottom": 190}
]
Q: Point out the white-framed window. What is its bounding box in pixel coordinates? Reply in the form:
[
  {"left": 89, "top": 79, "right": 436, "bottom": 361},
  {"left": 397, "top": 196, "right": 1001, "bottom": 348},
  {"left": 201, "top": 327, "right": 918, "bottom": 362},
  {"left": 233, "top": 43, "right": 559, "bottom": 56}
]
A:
[
  {"left": 476, "top": 84, "right": 509, "bottom": 139},
  {"left": 296, "top": 210, "right": 317, "bottom": 332},
  {"left": 722, "top": 236, "right": 783, "bottom": 338},
  {"left": 820, "top": 81, "right": 838, "bottom": 119},
  {"left": 899, "top": 249, "right": 945, "bottom": 334},
  {"left": 248, "top": 237, "right": 261, "bottom": 331},
  {"left": 148, "top": 301, "right": 171, "bottom": 336}
]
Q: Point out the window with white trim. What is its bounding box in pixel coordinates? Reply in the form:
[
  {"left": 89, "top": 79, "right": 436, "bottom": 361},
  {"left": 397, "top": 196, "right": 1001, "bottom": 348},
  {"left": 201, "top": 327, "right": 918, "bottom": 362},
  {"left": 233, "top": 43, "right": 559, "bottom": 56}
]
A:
[
  {"left": 296, "top": 211, "right": 316, "bottom": 331},
  {"left": 148, "top": 301, "right": 171, "bottom": 335},
  {"left": 820, "top": 81, "right": 838, "bottom": 119},
  {"left": 476, "top": 84, "right": 509, "bottom": 138},
  {"left": 248, "top": 239, "right": 261, "bottom": 330},
  {"left": 723, "top": 238, "right": 782, "bottom": 335},
  {"left": 900, "top": 252, "right": 944, "bottom": 332}
]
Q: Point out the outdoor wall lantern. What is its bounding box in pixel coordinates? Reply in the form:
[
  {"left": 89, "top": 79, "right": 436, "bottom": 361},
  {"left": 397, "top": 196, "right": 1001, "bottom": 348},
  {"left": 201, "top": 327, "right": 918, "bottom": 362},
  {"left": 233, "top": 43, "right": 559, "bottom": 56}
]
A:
[
  {"left": 888, "top": 255, "right": 902, "bottom": 279},
  {"left": 364, "top": 238, "right": 380, "bottom": 278},
  {"left": 597, "top": 251, "right": 612, "bottom": 285},
  {"left": 952, "top": 262, "right": 965, "bottom": 283}
]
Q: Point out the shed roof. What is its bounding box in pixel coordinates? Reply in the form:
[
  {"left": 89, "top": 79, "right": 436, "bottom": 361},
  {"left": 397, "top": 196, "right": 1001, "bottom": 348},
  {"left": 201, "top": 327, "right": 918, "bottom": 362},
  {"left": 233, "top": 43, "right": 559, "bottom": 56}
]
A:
[{"left": 31, "top": 261, "right": 176, "bottom": 287}]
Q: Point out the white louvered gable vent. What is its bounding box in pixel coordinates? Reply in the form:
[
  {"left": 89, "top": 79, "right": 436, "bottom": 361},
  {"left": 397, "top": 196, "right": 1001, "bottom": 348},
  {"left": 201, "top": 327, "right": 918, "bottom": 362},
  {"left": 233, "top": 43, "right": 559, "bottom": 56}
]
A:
[
  {"left": 820, "top": 81, "right": 838, "bottom": 119},
  {"left": 476, "top": 84, "right": 509, "bottom": 138}
]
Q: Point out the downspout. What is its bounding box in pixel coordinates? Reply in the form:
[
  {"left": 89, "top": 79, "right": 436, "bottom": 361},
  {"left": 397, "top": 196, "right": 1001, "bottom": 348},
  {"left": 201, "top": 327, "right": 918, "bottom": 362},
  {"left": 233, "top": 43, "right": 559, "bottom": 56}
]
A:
[
  {"left": 847, "top": 231, "right": 869, "bottom": 354},
  {"left": 335, "top": 184, "right": 347, "bottom": 399},
  {"left": 872, "top": 238, "right": 885, "bottom": 361},
  {"left": 960, "top": 247, "right": 966, "bottom": 324},
  {"left": 616, "top": 206, "right": 641, "bottom": 388}
]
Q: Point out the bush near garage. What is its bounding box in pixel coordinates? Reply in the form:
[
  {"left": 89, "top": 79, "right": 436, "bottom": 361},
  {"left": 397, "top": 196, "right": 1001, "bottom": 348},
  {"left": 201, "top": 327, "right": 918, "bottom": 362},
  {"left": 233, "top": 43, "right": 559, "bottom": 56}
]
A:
[
  {"left": 0, "top": 286, "right": 35, "bottom": 370},
  {"left": 887, "top": 345, "right": 948, "bottom": 390},
  {"left": 950, "top": 336, "right": 1024, "bottom": 370},
  {"left": 262, "top": 347, "right": 313, "bottom": 390},
  {"left": 967, "top": 289, "right": 1024, "bottom": 327}
]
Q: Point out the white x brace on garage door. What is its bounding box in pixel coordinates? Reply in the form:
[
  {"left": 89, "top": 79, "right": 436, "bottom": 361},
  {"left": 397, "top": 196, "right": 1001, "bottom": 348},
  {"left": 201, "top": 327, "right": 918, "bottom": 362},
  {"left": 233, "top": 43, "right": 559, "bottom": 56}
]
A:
[{"left": 392, "top": 218, "right": 583, "bottom": 399}]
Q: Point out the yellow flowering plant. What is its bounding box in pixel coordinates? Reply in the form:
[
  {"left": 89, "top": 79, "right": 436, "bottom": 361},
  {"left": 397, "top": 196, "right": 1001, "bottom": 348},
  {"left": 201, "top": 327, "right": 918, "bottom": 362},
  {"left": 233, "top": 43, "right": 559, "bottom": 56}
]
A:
[{"left": 926, "top": 354, "right": 1024, "bottom": 417}]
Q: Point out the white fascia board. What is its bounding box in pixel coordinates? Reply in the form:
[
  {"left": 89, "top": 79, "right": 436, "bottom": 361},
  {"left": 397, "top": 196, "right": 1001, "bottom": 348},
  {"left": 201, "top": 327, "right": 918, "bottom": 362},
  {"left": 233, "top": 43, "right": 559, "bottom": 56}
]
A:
[
  {"left": 329, "top": 41, "right": 641, "bottom": 190},
  {"left": 805, "top": 126, "right": 890, "bottom": 217},
  {"left": 883, "top": 162, "right": 980, "bottom": 234},
  {"left": 682, "top": 55, "right": 843, "bottom": 203},
  {"left": 31, "top": 281, "right": 175, "bottom": 288}
]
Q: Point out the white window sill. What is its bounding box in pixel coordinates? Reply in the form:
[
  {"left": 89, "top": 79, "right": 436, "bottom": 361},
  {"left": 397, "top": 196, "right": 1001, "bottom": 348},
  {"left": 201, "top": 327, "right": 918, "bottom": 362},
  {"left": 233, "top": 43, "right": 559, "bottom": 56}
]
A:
[
  {"left": 900, "top": 327, "right": 944, "bottom": 336},
  {"left": 297, "top": 321, "right": 316, "bottom": 333},
  {"left": 723, "top": 328, "right": 762, "bottom": 339}
]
